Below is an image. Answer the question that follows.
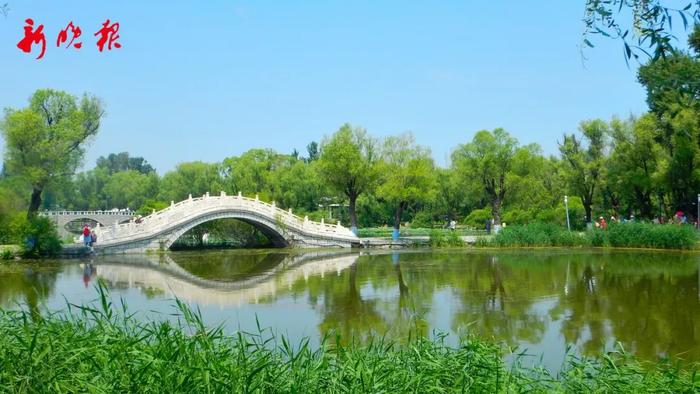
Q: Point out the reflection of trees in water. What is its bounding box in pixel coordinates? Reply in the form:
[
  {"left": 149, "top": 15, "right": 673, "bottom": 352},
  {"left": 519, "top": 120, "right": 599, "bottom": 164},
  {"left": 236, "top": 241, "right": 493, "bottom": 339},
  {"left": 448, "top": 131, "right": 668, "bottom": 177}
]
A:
[
  {"left": 317, "top": 263, "right": 387, "bottom": 342},
  {"left": 449, "top": 253, "right": 548, "bottom": 346},
  {"left": 552, "top": 253, "right": 700, "bottom": 360},
  {"left": 170, "top": 251, "right": 288, "bottom": 281},
  {"left": 0, "top": 263, "right": 59, "bottom": 321}
]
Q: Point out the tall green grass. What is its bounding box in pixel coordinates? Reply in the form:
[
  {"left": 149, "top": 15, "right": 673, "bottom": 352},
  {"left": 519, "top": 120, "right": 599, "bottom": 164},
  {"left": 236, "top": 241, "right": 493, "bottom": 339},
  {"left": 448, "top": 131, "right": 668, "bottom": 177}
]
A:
[
  {"left": 489, "top": 223, "right": 699, "bottom": 250},
  {"left": 0, "top": 284, "right": 698, "bottom": 392}
]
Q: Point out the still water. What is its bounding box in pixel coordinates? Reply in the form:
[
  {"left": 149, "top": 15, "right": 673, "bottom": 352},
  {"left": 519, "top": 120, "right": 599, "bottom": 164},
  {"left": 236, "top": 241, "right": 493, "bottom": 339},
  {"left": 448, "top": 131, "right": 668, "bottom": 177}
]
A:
[{"left": 1, "top": 249, "right": 699, "bottom": 371}]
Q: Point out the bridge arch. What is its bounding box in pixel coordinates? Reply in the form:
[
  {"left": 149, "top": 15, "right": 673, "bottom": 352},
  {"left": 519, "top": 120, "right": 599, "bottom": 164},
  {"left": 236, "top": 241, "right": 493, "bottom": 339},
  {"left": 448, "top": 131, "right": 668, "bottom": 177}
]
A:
[{"left": 162, "top": 210, "right": 290, "bottom": 249}]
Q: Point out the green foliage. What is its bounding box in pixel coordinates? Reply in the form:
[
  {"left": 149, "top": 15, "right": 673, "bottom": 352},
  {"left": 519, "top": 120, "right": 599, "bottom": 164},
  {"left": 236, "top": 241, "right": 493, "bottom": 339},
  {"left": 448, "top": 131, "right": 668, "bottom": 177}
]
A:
[
  {"left": 492, "top": 223, "right": 585, "bottom": 247},
  {"left": 429, "top": 230, "right": 464, "bottom": 247},
  {"left": 1, "top": 248, "right": 13, "bottom": 260},
  {"left": 377, "top": 133, "right": 436, "bottom": 231},
  {"left": 0, "top": 89, "right": 103, "bottom": 217},
  {"left": 559, "top": 119, "right": 608, "bottom": 223},
  {"left": 605, "top": 223, "right": 698, "bottom": 249},
  {"left": 583, "top": 0, "right": 700, "bottom": 61},
  {"left": 410, "top": 210, "right": 434, "bottom": 228},
  {"left": 0, "top": 293, "right": 698, "bottom": 392},
  {"left": 491, "top": 223, "right": 698, "bottom": 250},
  {"left": 463, "top": 208, "right": 492, "bottom": 228},
  {"left": 318, "top": 124, "right": 380, "bottom": 228},
  {"left": 136, "top": 199, "right": 169, "bottom": 216},
  {"left": 452, "top": 128, "right": 519, "bottom": 224},
  {"left": 158, "top": 161, "right": 223, "bottom": 202},
  {"left": 14, "top": 216, "right": 62, "bottom": 257}
]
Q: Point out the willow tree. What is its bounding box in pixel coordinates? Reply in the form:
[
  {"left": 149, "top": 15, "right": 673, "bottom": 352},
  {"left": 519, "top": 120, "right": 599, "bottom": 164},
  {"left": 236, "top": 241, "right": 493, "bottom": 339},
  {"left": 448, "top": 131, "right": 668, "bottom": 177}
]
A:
[
  {"left": 452, "top": 128, "right": 518, "bottom": 225},
  {"left": 318, "top": 124, "right": 379, "bottom": 232},
  {"left": 559, "top": 119, "right": 609, "bottom": 224},
  {"left": 1, "top": 89, "right": 103, "bottom": 218},
  {"left": 377, "top": 133, "right": 436, "bottom": 237}
]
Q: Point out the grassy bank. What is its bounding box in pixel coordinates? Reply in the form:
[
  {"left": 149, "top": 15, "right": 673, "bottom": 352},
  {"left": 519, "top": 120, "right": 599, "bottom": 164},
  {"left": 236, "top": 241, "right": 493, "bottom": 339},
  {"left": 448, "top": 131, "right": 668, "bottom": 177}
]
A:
[
  {"left": 0, "top": 291, "right": 698, "bottom": 392},
  {"left": 486, "top": 223, "right": 699, "bottom": 250}
]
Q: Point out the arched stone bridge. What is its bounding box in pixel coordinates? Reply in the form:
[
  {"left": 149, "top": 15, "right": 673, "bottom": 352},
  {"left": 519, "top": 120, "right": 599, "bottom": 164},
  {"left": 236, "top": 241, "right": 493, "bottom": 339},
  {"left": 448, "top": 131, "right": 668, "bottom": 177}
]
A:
[
  {"left": 42, "top": 210, "right": 134, "bottom": 238},
  {"left": 94, "top": 192, "right": 360, "bottom": 254}
]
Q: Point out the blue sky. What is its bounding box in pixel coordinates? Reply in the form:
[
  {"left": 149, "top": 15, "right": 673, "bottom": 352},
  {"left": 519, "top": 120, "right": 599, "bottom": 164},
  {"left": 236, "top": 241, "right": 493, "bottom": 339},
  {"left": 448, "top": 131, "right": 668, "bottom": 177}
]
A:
[{"left": 0, "top": 1, "right": 663, "bottom": 172}]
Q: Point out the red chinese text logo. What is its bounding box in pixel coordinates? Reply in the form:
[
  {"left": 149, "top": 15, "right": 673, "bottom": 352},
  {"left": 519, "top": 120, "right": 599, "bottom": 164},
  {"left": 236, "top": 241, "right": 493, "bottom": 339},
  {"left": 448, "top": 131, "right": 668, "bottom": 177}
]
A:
[
  {"left": 17, "top": 18, "right": 46, "bottom": 59},
  {"left": 17, "top": 18, "right": 122, "bottom": 60}
]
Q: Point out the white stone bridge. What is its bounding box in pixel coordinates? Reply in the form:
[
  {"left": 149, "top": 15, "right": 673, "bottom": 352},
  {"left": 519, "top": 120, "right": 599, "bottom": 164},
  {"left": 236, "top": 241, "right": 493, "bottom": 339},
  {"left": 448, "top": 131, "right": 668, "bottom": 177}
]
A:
[
  {"left": 94, "top": 192, "right": 360, "bottom": 254},
  {"left": 42, "top": 210, "right": 134, "bottom": 238}
]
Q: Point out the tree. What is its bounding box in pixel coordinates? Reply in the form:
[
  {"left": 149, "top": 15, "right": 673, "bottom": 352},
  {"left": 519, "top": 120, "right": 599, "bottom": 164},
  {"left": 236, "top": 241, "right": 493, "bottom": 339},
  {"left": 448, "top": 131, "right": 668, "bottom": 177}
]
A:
[
  {"left": 318, "top": 124, "right": 379, "bottom": 232},
  {"left": 306, "top": 141, "right": 319, "bottom": 162},
  {"left": 583, "top": 0, "right": 700, "bottom": 62},
  {"left": 607, "top": 115, "right": 664, "bottom": 218},
  {"left": 636, "top": 27, "right": 700, "bottom": 216},
  {"left": 102, "top": 170, "right": 159, "bottom": 210},
  {"left": 96, "top": 152, "right": 155, "bottom": 175},
  {"left": 0, "top": 89, "right": 103, "bottom": 218},
  {"left": 452, "top": 129, "right": 519, "bottom": 225},
  {"left": 559, "top": 120, "right": 609, "bottom": 224},
  {"left": 221, "top": 149, "right": 281, "bottom": 198},
  {"left": 158, "top": 162, "right": 223, "bottom": 202},
  {"left": 377, "top": 133, "right": 436, "bottom": 236}
]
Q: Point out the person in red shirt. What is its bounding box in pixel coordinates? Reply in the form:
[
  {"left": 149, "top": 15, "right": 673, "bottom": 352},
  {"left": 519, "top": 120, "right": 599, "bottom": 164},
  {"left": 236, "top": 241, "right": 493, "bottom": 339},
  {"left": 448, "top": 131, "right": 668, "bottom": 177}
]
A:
[
  {"left": 599, "top": 216, "right": 607, "bottom": 230},
  {"left": 82, "top": 225, "right": 92, "bottom": 247}
]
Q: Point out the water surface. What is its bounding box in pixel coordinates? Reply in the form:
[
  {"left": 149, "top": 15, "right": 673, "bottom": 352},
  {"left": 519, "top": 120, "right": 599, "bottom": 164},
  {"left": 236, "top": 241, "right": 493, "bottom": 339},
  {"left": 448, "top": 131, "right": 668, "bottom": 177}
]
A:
[{"left": 1, "top": 248, "right": 698, "bottom": 371}]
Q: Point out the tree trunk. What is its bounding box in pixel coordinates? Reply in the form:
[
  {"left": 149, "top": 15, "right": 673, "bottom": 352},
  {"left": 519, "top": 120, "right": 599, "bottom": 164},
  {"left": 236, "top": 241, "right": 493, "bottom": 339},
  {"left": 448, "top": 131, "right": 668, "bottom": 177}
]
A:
[
  {"left": 348, "top": 193, "right": 358, "bottom": 232},
  {"left": 393, "top": 202, "right": 406, "bottom": 231},
  {"left": 27, "top": 187, "right": 43, "bottom": 219},
  {"left": 582, "top": 197, "right": 592, "bottom": 224},
  {"left": 491, "top": 198, "right": 502, "bottom": 225}
]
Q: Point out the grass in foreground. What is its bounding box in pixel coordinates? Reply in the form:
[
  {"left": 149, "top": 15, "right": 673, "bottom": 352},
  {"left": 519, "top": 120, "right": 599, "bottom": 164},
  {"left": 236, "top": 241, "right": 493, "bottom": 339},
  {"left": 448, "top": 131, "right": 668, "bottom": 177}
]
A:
[{"left": 0, "top": 286, "right": 698, "bottom": 393}]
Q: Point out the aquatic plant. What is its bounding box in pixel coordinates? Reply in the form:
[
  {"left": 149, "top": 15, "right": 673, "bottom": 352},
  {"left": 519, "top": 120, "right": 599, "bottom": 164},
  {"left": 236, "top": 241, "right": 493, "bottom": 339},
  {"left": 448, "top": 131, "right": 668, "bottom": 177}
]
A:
[{"left": 0, "top": 284, "right": 698, "bottom": 393}]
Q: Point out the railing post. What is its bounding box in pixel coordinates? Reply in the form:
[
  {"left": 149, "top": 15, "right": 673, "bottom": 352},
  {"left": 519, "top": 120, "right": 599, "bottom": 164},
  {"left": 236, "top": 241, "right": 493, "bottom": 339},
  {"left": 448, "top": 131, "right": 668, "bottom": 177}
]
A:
[
  {"left": 220, "top": 191, "right": 226, "bottom": 197},
  {"left": 188, "top": 194, "right": 192, "bottom": 201},
  {"left": 255, "top": 194, "right": 259, "bottom": 201},
  {"left": 237, "top": 191, "right": 242, "bottom": 198},
  {"left": 171, "top": 201, "right": 174, "bottom": 207}
]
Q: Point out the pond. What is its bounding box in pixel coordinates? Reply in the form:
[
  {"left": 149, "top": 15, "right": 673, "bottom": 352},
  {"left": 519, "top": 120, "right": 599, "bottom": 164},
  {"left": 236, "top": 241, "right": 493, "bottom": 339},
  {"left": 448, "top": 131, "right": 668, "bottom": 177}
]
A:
[{"left": 1, "top": 248, "right": 698, "bottom": 372}]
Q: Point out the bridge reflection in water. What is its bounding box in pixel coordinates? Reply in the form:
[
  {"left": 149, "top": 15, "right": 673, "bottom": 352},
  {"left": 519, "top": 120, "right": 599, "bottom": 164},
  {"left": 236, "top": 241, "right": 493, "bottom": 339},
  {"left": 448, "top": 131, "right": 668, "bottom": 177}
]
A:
[{"left": 90, "top": 251, "right": 360, "bottom": 307}]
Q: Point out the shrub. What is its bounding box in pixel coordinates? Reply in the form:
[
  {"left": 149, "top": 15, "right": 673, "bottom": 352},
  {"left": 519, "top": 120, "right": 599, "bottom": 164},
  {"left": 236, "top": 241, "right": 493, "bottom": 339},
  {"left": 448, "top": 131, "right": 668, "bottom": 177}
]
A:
[
  {"left": 463, "top": 208, "right": 491, "bottom": 228},
  {"left": 1, "top": 248, "right": 13, "bottom": 260},
  {"left": 428, "top": 230, "right": 464, "bottom": 247},
  {"left": 410, "top": 210, "right": 435, "bottom": 228},
  {"left": 17, "top": 216, "right": 62, "bottom": 257}
]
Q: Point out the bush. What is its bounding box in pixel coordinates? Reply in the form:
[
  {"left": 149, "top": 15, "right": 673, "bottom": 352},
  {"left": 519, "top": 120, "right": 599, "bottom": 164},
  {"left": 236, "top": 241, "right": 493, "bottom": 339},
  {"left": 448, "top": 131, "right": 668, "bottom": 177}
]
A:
[
  {"left": 410, "top": 210, "right": 435, "bottom": 228},
  {"left": 463, "top": 208, "right": 491, "bottom": 228},
  {"left": 428, "top": 230, "right": 464, "bottom": 247},
  {"left": 17, "top": 216, "right": 62, "bottom": 257},
  {"left": 1, "top": 248, "right": 13, "bottom": 260}
]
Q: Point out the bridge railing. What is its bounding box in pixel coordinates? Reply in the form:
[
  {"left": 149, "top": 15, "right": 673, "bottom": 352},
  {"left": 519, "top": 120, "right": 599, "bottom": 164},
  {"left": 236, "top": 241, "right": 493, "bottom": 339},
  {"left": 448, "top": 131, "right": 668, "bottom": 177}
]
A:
[
  {"left": 96, "top": 193, "right": 355, "bottom": 244},
  {"left": 42, "top": 210, "right": 134, "bottom": 217}
]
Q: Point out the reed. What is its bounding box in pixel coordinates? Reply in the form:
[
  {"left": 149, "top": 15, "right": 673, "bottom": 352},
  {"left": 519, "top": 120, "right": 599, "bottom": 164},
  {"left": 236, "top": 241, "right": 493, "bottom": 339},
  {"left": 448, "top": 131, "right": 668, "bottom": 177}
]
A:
[{"left": 0, "top": 284, "right": 697, "bottom": 393}]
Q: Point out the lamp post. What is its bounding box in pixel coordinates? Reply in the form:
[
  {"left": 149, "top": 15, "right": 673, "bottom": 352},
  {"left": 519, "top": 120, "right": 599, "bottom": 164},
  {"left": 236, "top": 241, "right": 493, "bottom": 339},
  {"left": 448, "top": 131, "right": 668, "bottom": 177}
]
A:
[{"left": 564, "top": 195, "right": 571, "bottom": 232}]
